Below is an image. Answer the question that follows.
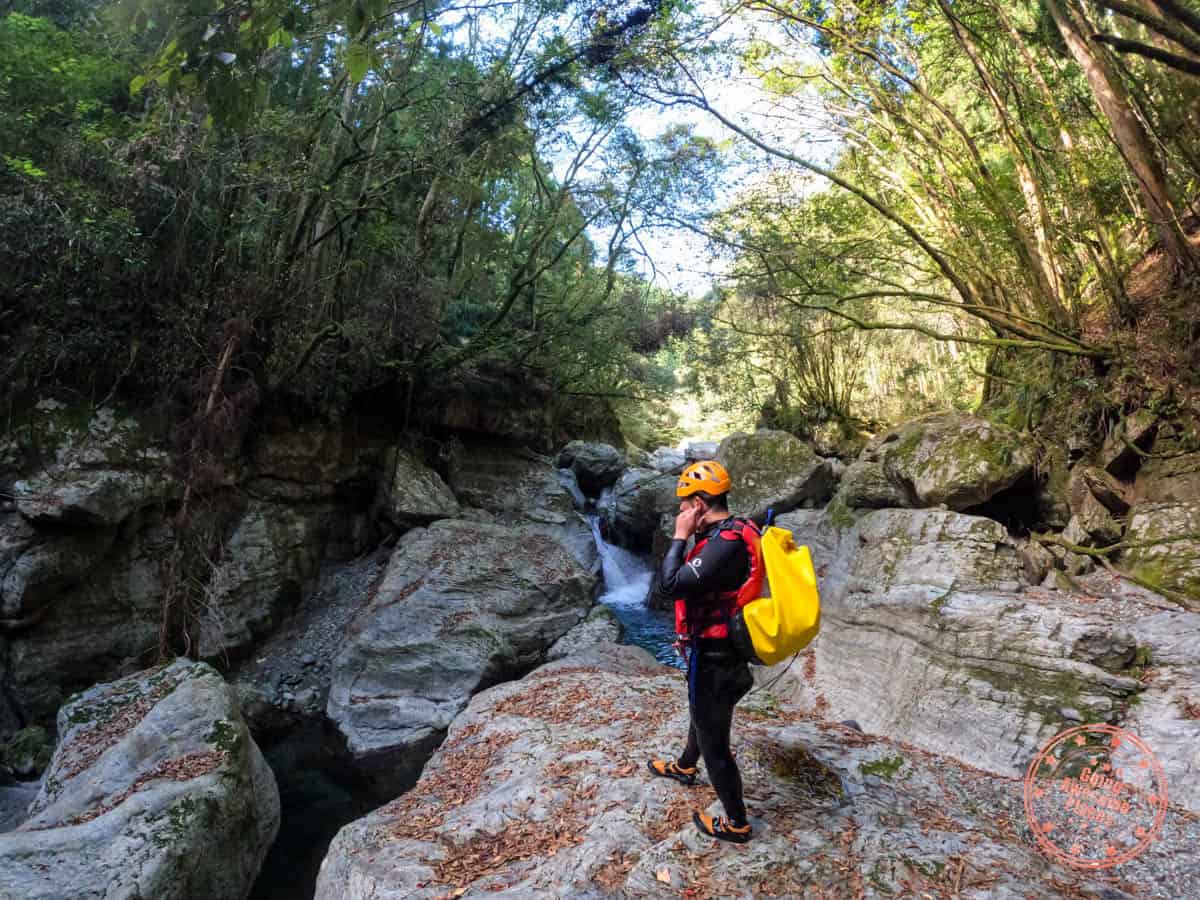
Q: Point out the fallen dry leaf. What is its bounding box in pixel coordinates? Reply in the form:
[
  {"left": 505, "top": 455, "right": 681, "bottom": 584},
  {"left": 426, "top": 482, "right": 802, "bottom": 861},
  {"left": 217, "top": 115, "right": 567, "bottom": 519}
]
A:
[{"left": 656, "top": 868, "right": 672, "bottom": 884}]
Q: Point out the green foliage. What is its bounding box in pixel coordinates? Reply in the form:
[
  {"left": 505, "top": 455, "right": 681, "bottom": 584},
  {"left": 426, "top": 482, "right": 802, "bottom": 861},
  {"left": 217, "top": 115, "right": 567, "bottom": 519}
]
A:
[
  {"left": 0, "top": 12, "right": 131, "bottom": 160},
  {"left": 1, "top": 0, "right": 703, "bottom": 425},
  {"left": 859, "top": 755, "right": 906, "bottom": 780}
]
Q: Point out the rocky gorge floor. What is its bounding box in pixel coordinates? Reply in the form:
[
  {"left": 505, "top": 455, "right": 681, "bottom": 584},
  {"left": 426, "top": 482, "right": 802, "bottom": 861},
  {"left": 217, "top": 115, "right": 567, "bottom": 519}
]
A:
[
  {"left": 315, "top": 644, "right": 1200, "bottom": 900},
  {"left": 5, "top": 405, "right": 1200, "bottom": 899}
]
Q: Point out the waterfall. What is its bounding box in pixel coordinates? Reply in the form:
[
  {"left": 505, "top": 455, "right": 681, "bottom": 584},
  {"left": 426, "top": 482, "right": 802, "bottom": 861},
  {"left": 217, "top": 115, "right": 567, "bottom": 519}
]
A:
[{"left": 586, "top": 515, "right": 681, "bottom": 669}]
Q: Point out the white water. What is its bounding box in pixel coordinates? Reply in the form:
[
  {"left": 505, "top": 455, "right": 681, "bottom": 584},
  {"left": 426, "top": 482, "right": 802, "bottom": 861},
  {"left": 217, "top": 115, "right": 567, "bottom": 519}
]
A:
[
  {"left": 587, "top": 516, "right": 682, "bottom": 668},
  {"left": 588, "top": 517, "right": 653, "bottom": 604}
]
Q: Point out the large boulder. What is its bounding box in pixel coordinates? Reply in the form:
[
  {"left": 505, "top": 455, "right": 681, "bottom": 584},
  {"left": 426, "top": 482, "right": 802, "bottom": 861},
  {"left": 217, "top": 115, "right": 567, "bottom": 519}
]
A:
[
  {"left": 809, "top": 420, "right": 868, "bottom": 459},
  {"left": 876, "top": 412, "right": 1035, "bottom": 510},
  {"left": 1061, "top": 492, "right": 1122, "bottom": 548},
  {"left": 449, "top": 444, "right": 573, "bottom": 521},
  {"left": 716, "top": 430, "right": 836, "bottom": 521},
  {"left": 313, "top": 644, "right": 1167, "bottom": 900},
  {"left": 326, "top": 519, "right": 597, "bottom": 796},
  {"left": 645, "top": 446, "right": 686, "bottom": 473},
  {"left": 556, "top": 441, "right": 625, "bottom": 496},
  {"left": 684, "top": 440, "right": 719, "bottom": 461},
  {"left": 0, "top": 660, "right": 278, "bottom": 899},
  {"left": 598, "top": 467, "right": 678, "bottom": 550},
  {"left": 831, "top": 458, "right": 907, "bottom": 510},
  {"left": 774, "top": 509, "right": 1151, "bottom": 781},
  {"left": 1122, "top": 502, "right": 1200, "bottom": 610},
  {"left": 1069, "top": 465, "right": 1131, "bottom": 516},
  {"left": 383, "top": 448, "right": 460, "bottom": 524},
  {"left": 447, "top": 443, "right": 597, "bottom": 572},
  {"left": 770, "top": 507, "right": 1200, "bottom": 814}
]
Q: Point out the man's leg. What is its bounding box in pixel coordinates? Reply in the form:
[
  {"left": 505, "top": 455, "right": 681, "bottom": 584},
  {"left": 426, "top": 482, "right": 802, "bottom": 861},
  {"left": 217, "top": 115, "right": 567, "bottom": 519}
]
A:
[
  {"left": 678, "top": 720, "right": 701, "bottom": 769},
  {"left": 693, "top": 690, "right": 746, "bottom": 823},
  {"left": 692, "top": 656, "right": 753, "bottom": 824}
]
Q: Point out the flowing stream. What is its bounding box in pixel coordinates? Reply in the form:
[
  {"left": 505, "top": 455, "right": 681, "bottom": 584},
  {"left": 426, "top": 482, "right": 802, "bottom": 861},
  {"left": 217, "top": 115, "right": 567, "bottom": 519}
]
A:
[{"left": 587, "top": 516, "right": 682, "bottom": 669}]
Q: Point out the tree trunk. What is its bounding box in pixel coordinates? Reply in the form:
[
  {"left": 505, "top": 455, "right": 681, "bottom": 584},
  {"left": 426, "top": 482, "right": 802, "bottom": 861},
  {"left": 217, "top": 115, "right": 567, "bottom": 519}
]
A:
[
  {"left": 939, "top": 0, "right": 1070, "bottom": 326},
  {"left": 1047, "top": 0, "right": 1198, "bottom": 275}
]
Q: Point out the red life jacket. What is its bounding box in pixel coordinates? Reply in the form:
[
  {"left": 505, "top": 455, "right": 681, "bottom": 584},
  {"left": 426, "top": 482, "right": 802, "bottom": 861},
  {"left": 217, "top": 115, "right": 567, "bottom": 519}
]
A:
[{"left": 674, "top": 517, "right": 765, "bottom": 640}]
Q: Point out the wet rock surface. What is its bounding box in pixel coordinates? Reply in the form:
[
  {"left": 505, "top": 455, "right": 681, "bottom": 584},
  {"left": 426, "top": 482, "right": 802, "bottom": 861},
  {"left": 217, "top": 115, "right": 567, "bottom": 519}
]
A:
[
  {"left": 556, "top": 441, "right": 626, "bottom": 496},
  {"left": 0, "top": 660, "right": 278, "bottom": 900},
  {"left": 599, "top": 467, "right": 679, "bottom": 550},
  {"left": 315, "top": 644, "right": 1199, "bottom": 899}
]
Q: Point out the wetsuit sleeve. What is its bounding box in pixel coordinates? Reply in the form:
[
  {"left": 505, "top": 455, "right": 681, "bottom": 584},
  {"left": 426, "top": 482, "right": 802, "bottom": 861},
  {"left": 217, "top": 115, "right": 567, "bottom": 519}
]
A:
[{"left": 659, "top": 534, "right": 748, "bottom": 600}]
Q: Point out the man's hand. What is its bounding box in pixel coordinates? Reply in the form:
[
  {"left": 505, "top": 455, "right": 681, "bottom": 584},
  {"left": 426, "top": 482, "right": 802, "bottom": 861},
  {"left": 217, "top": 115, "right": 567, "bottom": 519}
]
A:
[
  {"left": 673, "top": 504, "right": 705, "bottom": 540},
  {"left": 672, "top": 636, "right": 688, "bottom": 659}
]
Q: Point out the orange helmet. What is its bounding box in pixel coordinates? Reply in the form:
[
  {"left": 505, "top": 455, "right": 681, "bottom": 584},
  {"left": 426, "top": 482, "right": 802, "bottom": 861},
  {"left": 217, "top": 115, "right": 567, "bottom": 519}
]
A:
[{"left": 676, "top": 460, "right": 732, "bottom": 498}]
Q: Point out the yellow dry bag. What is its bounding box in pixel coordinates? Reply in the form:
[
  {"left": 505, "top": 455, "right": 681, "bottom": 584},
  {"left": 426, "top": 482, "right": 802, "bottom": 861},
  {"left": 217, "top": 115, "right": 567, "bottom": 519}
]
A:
[{"left": 729, "top": 525, "right": 821, "bottom": 666}]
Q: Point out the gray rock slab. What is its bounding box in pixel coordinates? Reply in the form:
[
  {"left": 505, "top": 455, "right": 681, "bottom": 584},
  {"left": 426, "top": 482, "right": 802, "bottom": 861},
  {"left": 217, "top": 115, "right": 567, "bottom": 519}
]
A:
[
  {"left": 448, "top": 443, "right": 597, "bottom": 572},
  {"left": 15, "top": 468, "right": 176, "bottom": 527},
  {"left": 384, "top": 448, "right": 460, "bottom": 523},
  {"left": 767, "top": 508, "right": 1200, "bottom": 794},
  {"left": 646, "top": 446, "right": 686, "bottom": 473},
  {"left": 326, "top": 519, "right": 597, "bottom": 795},
  {"left": 832, "top": 458, "right": 908, "bottom": 510},
  {"left": 1135, "top": 451, "right": 1200, "bottom": 504},
  {"left": 0, "top": 660, "right": 278, "bottom": 900},
  {"left": 196, "top": 499, "right": 323, "bottom": 659},
  {"left": 314, "top": 644, "right": 1188, "bottom": 899},
  {"left": 1, "top": 514, "right": 163, "bottom": 724},
  {"left": 11, "top": 406, "right": 174, "bottom": 527},
  {"left": 1070, "top": 465, "right": 1131, "bottom": 515},
  {"left": 546, "top": 606, "right": 623, "bottom": 661}
]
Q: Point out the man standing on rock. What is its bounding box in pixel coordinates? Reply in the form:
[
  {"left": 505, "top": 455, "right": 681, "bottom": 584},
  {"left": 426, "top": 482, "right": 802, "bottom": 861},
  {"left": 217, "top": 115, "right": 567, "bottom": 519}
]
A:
[{"left": 647, "top": 460, "right": 756, "bottom": 844}]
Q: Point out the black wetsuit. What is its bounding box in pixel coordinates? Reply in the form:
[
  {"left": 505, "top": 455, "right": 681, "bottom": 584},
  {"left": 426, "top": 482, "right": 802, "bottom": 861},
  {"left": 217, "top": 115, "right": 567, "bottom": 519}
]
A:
[{"left": 659, "top": 517, "right": 754, "bottom": 826}]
